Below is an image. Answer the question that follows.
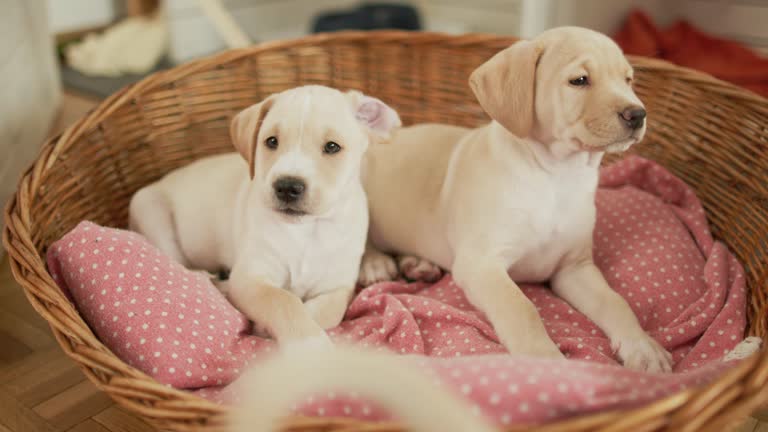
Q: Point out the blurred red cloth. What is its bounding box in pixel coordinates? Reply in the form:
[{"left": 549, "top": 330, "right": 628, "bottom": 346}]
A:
[{"left": 614, "top": 10, "right": 768, "bottom": 97}]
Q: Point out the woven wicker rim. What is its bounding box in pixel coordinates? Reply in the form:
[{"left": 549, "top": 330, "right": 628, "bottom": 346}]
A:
[{"left": 3, "top": 31, "right": 768, "bottom": 432}]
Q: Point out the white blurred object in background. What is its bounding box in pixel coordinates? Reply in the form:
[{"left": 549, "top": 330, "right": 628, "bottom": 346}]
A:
[
  {"left": 0, "top": 0, "right": 61, "bottom": 256},
  {"left": 65, "top": 13, "right": 168, "bottom": 77}
]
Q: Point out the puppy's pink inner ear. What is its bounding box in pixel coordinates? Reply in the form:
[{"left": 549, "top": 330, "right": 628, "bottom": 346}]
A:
[
  {"left": 355, "top": 97, "right": 400, "bottom": 134},
  {"left": 356, "top": 100, "right": 383, "bottom": 129}
]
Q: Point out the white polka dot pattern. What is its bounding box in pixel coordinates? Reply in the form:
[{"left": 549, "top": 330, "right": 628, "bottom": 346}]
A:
[
  {"left": 47, "top": 224, "right": 276, "bottom": 388},
  {"left": 46, "top": 157, "right": 748, "bottom": 426}
]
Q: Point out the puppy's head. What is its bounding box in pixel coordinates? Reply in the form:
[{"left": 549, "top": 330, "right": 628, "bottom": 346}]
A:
[
  {"left": 470, "top": 26, "right": 646, "bottom": 153},
  {"left": 230, "top": 85, "right": 401, "bottom": 220}
]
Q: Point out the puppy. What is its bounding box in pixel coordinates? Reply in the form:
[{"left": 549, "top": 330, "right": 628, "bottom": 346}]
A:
[
  {"left": 229, "top": 345, "right": 495, "bottom": 432},
  {"left": 359, "top": 27, "right": 673, "bottom": 372},
  {"left": 130, "top": 85, "right": 401, "bottom": 348}
]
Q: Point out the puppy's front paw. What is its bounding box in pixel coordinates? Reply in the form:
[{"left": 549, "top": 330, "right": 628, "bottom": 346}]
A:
[
  {"left": 398, "top": 255, "right": 443, "bottom": 282},
  {"left": 614, "top": 333, "right": 673, "bottom": 373},
  {"left": 358, "top": 251, "right": 398, "bottom": 286},
  {"left": 506, "top": 338, "right": 565, "bottom": 360}
]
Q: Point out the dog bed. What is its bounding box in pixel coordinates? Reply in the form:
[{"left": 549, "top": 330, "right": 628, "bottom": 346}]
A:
[
  {"left": 45, "top": 156, "right": 755, "bottom": 426},
  {"left": 4, "top": 32, "right": 767, "bottom": 432}
]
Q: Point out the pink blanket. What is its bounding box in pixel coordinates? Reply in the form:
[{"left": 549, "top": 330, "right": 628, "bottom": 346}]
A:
[{"left": 47, "top": 156, "right": 749, "bottom": 426}]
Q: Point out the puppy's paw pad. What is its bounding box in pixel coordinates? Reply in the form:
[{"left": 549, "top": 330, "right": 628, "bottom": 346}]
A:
[
  {"left": 616, "top": 334, "right": 673, "bottom": 373},
  {"left": 358, "top": 252, "right": 398, "bottom": 286},
  {"left": 398, "top": 255, "right": 443, "bottom": 282}
]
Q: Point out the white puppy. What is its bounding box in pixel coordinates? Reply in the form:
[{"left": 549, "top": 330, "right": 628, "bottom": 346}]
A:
[
  {"left": 360, "top": 27, "right": 673, "bottom": 372},
  {"left": 130, "top": 85, "right": 401, "bottom": 347}
]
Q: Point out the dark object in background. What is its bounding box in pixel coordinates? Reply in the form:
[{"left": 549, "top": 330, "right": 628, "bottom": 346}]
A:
[
  {"left": 312, "top": 3, "right": 421, "bottom": 33},
  {"left": 60, "top": 57, "right": 173, "bottom": 99}
]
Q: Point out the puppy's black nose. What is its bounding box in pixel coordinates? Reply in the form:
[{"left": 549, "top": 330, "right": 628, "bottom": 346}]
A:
[
  {"left": 273, "top": 177, "right": 306, "bottom": 203},
  {"left": 620, "top": 107, "right": 647, "bottom": 130}
]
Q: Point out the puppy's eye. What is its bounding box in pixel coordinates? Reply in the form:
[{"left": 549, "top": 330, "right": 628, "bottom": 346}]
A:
[
  {"left": 323, "top": 141, "right": 342, "bottom": 155},
  {"left": 265, "top": 136, "right": 278, "bottom": 149},
  {"left": 569, "top": 76, "right": 590, "bottom": 87},
  {"left": 626, "top": 77, "right": 634, "bottom": 85}
]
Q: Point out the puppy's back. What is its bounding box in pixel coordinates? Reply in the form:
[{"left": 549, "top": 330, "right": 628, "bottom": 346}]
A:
[
  {"left": 363, "top": 124, "right": 467, "bottom": 262},
  {"left": 134, "top": 152, "right": 247, "bottom": 269}
]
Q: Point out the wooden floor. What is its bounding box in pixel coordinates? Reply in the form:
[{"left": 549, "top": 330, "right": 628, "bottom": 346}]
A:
[
  {"left": 0, "top": 254, "right": 154, "bottom": 432},
  {"left": 0, "top": 92, "right": 766, "bottom": 432}
]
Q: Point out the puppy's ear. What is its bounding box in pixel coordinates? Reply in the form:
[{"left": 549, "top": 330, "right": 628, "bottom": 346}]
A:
[
  {"left": 230, "top": 96, "right": 275, "bottom": 179},
  {"left": 346, "top": 90, "right": 402, "bottom": 143},
  {"left": 469, "top": 40, "right": 542, "bottom": 137}
]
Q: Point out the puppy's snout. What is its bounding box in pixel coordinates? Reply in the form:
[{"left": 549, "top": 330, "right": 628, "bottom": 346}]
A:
[
  {"left": 620, "top": 107, "right": 647, "bottom": 130},
  {"left": 273, "top": 177, "right": 306, "bottom": 203}
]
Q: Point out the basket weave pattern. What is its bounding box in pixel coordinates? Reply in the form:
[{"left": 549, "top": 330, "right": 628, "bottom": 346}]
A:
[{"left": 3, "top": 31, "right": 768, "bottom": 432}]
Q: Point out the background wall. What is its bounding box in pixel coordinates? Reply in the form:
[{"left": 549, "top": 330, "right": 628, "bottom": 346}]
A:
[
  {"left": 671, "top": 0, "right": 768, "bottom": 55},
  {"left": 46, "top": 0, "right": 118, "bottom": 34},
  {"left": 43, "top": 0, "right": 768, "bottom": 61},
  {"left": 544, "top": 0, "right": 669, "bottom": 35}
]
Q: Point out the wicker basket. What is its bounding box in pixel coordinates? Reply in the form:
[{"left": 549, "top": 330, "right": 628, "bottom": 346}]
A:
[{"left": 3, "top": 31, "right": 768, "bottom": 432}]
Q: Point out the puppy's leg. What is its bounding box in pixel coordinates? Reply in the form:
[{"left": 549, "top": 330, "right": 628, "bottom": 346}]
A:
[
  {"left": 304, "top": 288, "right": 354, "bottom": 329},
  {"left": 129, "top": 187, "right": 188, "bottom": 266},
  {"left": 228, "top": 266, "right": 331, "bottom": 349},
  {"left": 398, "top": 255, "right": 443, "bottom": 282},
  {"left": 552, "top": 261, "right": 673, "bottom": 372},
  {"left": 358, "top": 241, "right": 398, "bottom": 285},
  {"left": 453, "top": 253, "right": 563, "bottom": 358}
]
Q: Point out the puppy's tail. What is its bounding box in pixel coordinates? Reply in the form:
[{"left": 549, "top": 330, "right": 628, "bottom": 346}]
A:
[{"left": 229, "top": 346, "right": 496, "bottom": 432}]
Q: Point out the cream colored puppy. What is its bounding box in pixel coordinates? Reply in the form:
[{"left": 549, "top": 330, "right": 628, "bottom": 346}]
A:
[
  {"left": 360, "top": 27, "right": 673, "bottom": 372},
  {"left": 230, "top": 345, "right": 496, "bottom": 432},
  {"left": 130, "top": 85, "right": 401, "bottom": 348}
]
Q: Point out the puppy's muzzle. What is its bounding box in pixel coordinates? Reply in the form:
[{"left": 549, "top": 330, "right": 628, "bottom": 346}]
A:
[
  {"left": 273, "top": 176, "right": 306, "bottom": 204},
  {"left": 620, "top": 106, "right": 646, "bottom": 130}
]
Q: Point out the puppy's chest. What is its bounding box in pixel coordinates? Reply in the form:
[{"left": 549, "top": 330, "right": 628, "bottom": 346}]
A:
[
  {"left": 504, "top": 168, "right": 598, "bottom": 281},
  {"left": 268, "top": 221, "right": 363, "bottom": 297},
  {"left": 540, "top": 175, "right": 596, "bottom": 236}
]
